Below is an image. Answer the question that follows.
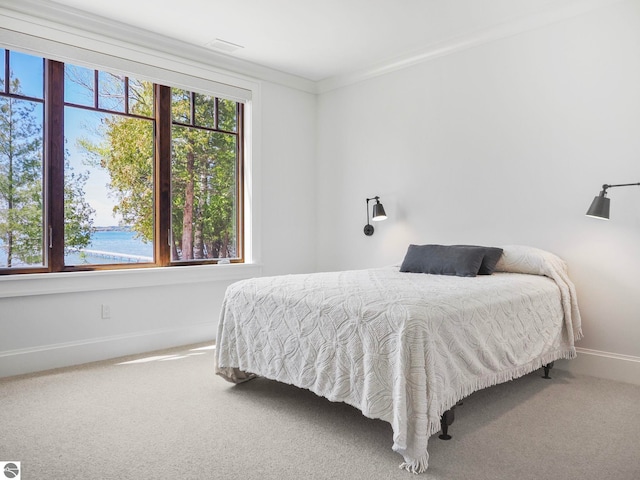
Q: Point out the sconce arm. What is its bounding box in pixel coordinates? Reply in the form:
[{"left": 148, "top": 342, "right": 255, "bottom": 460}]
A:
[{"left": 602, "top": 182, "right": 640, "bottom": 191}]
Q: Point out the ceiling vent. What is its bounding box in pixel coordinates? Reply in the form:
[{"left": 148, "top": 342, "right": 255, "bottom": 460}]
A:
[{"left": 205, "top": 38, "right": 244, "bottom": 54}]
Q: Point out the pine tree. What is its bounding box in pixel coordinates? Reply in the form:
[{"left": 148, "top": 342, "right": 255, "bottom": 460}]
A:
[
  {"left": 0, "top": 74, "right": 94, "bottom": 267},
  {"left": 0, "top": 77, "right": 44, "bottom": 267}
]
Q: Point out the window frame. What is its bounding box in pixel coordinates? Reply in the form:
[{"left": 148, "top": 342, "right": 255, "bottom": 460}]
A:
[
  {"left": 165, "top": 87, "right": 244, "bottom": 265},
  {"left": 0, "top": 53, "right": 247, "bottom": 275}
]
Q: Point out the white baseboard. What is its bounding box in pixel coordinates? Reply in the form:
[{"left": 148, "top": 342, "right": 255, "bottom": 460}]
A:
[
  {"left": 0, "top": 323, "right": 216, "bottom": 378},
  {"left": 555, "top": 347, "right": 640, "bottom": 386}
]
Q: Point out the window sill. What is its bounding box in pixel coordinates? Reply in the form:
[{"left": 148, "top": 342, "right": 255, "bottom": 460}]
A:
[{"left": 0, "top": 263, "right": 263, "bottom": 298}]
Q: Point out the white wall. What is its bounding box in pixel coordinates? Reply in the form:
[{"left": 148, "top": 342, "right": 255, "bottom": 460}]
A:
[
  {"left": 316, "top": 1, "right": 640, "bottom": 374},
  {"left": 0, "top": 279, "right": 226, "bottom": 374},
  {"left": 260, "top": 82, "right": 317, "bottom": 277}
]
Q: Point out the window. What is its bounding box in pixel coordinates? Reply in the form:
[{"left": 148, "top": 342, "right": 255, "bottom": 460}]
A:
[{"left": 0, "top": 49, "right": 244, "bottom": 274}]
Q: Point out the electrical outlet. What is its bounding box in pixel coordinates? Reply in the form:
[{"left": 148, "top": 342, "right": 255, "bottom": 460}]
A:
[{"left": 101, "top": 304, "right": 111, "bottom": 319}]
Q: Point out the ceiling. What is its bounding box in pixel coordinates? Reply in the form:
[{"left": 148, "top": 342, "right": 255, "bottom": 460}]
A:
[{"left": 47, "top": 0, "right": 603, "bottom": 82}]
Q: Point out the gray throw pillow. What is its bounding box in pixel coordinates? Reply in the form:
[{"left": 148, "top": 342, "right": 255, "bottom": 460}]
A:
[
  {"left": 399, "top": 244, "right": 486, "bottom": 277},
  {"left": 453, "top": 245, "right": 504, "bottom": 275}
]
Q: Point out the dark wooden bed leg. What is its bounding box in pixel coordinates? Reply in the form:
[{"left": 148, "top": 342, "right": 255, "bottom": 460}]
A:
[
  {"left": 542, "top": 361, "right": 555, "bottom": 379},
  {"left": 439, "top": 408, "right": 455, "bottom": 440}
]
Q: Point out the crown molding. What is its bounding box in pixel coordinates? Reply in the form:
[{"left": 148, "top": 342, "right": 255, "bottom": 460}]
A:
[
  {"left": 316, "top": 0, "right": 628, "bottom": 94},
  {"left": 0, "top": 0, "right": 316, "bottom": 94}
]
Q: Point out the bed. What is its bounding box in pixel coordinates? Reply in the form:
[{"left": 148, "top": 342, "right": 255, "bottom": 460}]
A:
[{"left": 215, "top": 245, "right": 582, "bottom": 473}]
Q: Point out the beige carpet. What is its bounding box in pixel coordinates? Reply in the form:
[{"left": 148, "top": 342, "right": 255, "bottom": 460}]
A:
[{"left": 1, "top": 343, "right": 638, "bottom": 480}]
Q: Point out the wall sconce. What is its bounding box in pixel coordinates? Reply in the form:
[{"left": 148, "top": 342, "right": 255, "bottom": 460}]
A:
[
  {"left": 364, "top": 196, "right": 387, "bottom": 236},
  {"left": 586, "top": 182, "right": 640, "bottom": 219}
]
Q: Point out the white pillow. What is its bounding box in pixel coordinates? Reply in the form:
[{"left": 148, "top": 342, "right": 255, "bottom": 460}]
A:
[{"left": 494, "top": 245, "right": 568, "bottom": 276}]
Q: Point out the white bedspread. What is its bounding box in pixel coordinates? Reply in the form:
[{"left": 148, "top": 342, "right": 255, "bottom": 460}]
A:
[{"left": 215, "top": 246, "right": 582, "bottom": 473}]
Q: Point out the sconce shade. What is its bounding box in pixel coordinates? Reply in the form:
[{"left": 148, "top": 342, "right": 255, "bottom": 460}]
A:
[
  {"left": 586, "top": 193, "right": 610, "bottom": 219},
  {"left": 586, "top": 182, "right": 639, "bottom": 220},
  {"left": 372, "top": 202, "right": 387, "bottom": 221}
]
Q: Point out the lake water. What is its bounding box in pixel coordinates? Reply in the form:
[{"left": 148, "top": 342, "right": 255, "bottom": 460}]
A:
[{"left": 66, "top": 229, "right": 153, "bottom": 265}]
